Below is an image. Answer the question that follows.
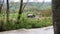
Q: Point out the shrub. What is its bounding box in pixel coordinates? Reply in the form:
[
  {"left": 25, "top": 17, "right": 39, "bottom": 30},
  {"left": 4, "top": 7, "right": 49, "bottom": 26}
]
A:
[{"left": 0, "top": 12, "right": 52, "bottom": 31}]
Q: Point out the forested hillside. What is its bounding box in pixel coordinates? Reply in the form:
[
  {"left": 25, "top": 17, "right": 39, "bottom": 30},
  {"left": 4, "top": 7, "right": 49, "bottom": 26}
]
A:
[
  {"left": 0, "top": 0, "right": 52, "bottom": 31},
  {"left": 3, "top": 2, "right": 51, "bottom": 12}
]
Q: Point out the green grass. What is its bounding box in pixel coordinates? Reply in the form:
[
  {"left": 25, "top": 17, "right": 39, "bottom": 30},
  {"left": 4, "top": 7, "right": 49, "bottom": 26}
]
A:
[{"left": 0, "top": 12, "right": 52, "bottom": 31}]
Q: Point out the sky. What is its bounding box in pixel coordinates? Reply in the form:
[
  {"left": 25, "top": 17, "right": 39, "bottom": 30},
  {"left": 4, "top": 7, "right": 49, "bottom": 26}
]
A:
[
  {"left": 4, "top": 0, "right": 51, "bottom": 3},
  {"left": 12, "top": 0, "right": 52, "bottom": 2}
]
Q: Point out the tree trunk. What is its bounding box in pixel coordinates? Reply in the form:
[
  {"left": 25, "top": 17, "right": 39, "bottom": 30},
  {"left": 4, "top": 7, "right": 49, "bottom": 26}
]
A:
[
  {"left": 17, "top": 0, "right": 23, "bottom": 23},
  {"left": 0, "top": 0, "right": 4, "bottom": 13},
  {"left": 52, "top": 0, "right": 60, "bottom": 34},
  {"left": 6, "top": 0, "right": 10, "bottom": 22},
  {"left": 0, "top": 0, "right": 4, "bottom": 31}
]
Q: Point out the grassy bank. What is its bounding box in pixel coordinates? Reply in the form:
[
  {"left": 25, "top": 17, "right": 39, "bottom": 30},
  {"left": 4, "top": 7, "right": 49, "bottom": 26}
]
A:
[{"left": 0, "top": 12, "right": 52, "bottom": 31}]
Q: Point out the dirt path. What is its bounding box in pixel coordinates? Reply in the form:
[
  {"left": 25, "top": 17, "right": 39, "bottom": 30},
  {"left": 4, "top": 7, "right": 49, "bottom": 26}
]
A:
[{"left": 0, "top": 26, "right": 54, "bottom": 34}]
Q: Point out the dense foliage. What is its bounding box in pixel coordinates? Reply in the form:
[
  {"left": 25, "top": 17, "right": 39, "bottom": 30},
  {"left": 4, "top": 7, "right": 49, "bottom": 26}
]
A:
[{"left": 0, "top": 2, "right": 52, "bottom": 31}]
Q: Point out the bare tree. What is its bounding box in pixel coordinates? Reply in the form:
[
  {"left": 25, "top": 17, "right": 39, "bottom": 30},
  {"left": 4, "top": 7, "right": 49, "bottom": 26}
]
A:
[
  {"left": 52, "top": 0, "right": 60, "bottom": 34},
  {"left": 0, "top": 0, "right": 4, "bottom": 13},
  {"left": 23, "top": 0, "right": 29, "bottom": 11},
  {"left": 17, "top": 0, "right": 23, "bottom": 23},
  {"left": 6, "top": 0, "right": 10, "bottom": 22}
]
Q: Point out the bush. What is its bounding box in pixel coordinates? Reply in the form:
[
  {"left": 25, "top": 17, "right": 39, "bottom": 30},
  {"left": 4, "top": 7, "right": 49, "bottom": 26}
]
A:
[
  {"left": 21, "top": 17, "right": 52, "bottom": 28},
  {"left": 0, "top": 12, "right": 52, "bottom": 31}
]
